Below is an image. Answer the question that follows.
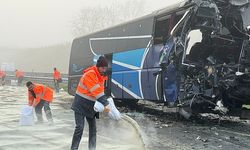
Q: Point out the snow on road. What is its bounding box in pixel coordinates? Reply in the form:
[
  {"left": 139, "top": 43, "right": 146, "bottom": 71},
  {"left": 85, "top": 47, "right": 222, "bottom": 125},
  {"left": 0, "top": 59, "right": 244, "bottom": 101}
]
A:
[{"left": 0, "top": 86, "right": 145, "bottom": 150}]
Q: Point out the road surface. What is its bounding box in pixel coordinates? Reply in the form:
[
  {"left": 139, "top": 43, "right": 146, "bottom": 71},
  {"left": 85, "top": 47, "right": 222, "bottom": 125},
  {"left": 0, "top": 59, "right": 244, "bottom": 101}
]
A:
[{"left": 0, "top": 86, "right": 145, "bottom": 150}]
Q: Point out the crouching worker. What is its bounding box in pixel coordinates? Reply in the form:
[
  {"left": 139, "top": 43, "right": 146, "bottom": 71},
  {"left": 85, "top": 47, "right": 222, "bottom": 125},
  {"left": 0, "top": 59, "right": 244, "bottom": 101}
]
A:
[
  {"left": 26, "top": 81, "right": 54, "bottom": 125},
  {"left": 71, "top": 56, "right": 110, "bottom": 150}
]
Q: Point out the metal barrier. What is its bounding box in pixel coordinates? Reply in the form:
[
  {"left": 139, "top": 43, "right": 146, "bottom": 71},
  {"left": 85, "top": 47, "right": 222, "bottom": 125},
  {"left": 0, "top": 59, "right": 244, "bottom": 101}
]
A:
[{"left": 4, "top": 74, "right": 68, "bottom": 87}]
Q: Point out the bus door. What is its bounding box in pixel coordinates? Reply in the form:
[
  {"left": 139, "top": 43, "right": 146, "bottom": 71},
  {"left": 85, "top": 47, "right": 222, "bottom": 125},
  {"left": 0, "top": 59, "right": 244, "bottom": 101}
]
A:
[{"left": 158, "top": 11, "right": 187, "bottom": 105}]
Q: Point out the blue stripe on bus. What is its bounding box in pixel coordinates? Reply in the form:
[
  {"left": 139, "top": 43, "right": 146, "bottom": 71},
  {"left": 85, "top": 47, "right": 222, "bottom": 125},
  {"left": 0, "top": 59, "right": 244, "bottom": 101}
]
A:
[
  {"left": 112, "top": 73, "right": 123, "bottom": 84},
  {"left": 112, "top": 63, "right": 132, "bottom": 72},
  {"left": 113, "top": 48, "right": 145, "bottom": 68},
  {"left": 112, "top": 71, "right": 141, "bottom": 98},
  {"left": 123, "top": 71, "right": 141, "bottom": 97}
]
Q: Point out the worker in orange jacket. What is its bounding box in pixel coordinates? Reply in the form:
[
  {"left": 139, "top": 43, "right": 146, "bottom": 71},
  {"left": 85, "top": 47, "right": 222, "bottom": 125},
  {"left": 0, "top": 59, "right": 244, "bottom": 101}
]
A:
[
  {"left": 53, "top": 67, "right": 61, "bottom": 93},
  {"left": 0, "top": 70, "right": 6, "bottom": 85},
  {"left": 26, "top": 81, "right": 54, "bottom": 124},
  {"left": 71, "top": 56, "right": 110, "bottom": 150},
  {"left": 15, "top": 69, "right": 24, "bottom": 86}
]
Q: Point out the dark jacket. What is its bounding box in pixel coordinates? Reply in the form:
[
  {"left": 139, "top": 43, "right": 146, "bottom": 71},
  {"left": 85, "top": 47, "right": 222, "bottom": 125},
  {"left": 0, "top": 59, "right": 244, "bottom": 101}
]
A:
[{"left": 71, "top": 94, "right": 99, "bottom": 118}]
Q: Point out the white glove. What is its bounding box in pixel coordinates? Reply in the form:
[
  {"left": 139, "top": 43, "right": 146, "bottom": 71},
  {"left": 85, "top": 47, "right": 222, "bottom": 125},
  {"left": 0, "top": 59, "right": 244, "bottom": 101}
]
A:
[{"left": 94, "top": 101, "right": 104, "bottom": 112}]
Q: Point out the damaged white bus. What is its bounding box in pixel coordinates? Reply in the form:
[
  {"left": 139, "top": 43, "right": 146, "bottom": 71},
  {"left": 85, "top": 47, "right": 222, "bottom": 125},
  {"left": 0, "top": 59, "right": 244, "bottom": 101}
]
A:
[{"left": 69, "top": 0, "right": 250, "bottom": 119}]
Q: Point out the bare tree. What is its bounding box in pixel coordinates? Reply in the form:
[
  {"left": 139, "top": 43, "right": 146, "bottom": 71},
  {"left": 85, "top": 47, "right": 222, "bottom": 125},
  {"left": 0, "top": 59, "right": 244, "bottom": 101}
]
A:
[{"left": 72, "top": 0, "right": 146, "bottom": 37}]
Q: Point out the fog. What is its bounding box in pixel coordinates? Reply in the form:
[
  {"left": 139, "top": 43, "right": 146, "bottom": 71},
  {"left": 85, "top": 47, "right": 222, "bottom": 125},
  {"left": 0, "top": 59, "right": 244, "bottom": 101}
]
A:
[{"left": 0, "top": 0, "right": 184, "bottom": 73}]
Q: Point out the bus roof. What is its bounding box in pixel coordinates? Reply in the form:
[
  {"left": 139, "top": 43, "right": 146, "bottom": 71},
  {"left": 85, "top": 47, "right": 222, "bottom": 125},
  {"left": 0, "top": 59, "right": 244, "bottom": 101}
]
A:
[{"left": 70, "top": 1, "right": 192, "bottom": 69}]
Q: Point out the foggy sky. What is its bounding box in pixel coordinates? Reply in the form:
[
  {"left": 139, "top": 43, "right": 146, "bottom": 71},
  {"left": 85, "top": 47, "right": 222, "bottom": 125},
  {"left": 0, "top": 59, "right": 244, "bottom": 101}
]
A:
[{"left": 0, "top": 0, "right": 183, "bottom": 49}]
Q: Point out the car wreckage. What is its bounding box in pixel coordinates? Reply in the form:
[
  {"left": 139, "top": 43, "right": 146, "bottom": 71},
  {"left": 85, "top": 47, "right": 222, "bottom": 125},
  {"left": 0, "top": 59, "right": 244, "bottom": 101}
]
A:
[
  {"left": 69, "top": 0, "right": 250, "bottom": 119},
  {"left": 160, "top": 0, "right": 250, "bottom": 118}
]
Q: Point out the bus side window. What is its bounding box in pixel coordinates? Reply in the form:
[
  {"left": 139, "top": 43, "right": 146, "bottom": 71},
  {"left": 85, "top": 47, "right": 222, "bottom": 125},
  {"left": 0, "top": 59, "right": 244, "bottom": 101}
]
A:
[
  {"left": 171, "top": 11, "right": 186, "bottom": 37},
  {"left": 174, "top": 14, "right": 184, "bottom": 25},
  {"left": 154, "top": 15, "right": 170, "bottom": 45}
]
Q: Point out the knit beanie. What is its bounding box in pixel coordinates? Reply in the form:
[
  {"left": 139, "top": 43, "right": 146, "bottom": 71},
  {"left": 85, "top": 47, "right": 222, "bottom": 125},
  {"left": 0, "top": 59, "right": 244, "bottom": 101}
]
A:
[{"left": 96, "top": 56, "right": 108, "bottom": 67}]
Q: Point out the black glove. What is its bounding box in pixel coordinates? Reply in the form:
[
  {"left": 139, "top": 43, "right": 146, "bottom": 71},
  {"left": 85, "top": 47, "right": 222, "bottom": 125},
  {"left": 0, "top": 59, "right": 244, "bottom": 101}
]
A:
[{"left": 95, "top": 112, "right": 99, "bottom": 119}]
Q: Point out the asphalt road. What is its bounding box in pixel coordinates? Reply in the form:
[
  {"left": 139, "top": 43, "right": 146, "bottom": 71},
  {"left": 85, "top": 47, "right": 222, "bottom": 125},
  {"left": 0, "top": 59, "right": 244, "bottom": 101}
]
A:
[
  {"left": 2, "top": 85, "right": 249, "bottom": 150},
  {"left": 120, "top": 101, "right": 250, "bottom": 150}
]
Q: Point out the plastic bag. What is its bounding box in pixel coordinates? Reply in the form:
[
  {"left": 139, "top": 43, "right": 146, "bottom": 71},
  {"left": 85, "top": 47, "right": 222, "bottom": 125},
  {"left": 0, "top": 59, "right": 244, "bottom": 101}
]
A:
[
  {"left": 94, "top": 101, "right": 104, "bottom": 112},
  {"left": 19, "top": 105, "right": 34, "bottom": 126},
  {"left": 93, "top": 97, "right": 121, "bottom": 120},
  {"left": 107, "top": 97, "right": 121, "bottom": 120}
]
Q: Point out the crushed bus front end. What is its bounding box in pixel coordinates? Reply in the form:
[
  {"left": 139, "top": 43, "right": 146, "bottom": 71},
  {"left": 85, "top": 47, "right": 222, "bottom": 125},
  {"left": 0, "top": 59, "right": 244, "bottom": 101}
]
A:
[{"left": 160, "top": 0, "right": 250, "bottom": 118}]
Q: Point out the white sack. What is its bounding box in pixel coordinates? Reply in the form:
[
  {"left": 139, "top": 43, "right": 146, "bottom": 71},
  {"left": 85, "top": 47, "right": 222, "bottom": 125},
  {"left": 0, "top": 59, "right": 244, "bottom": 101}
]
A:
[
  {"left": 107, "top": 97, "right": 121, "bottom": 120},
  {"left": 93, "top": 97, "right": 121, "bottom": 120},
  {"left": 19, "top": 105, "right": 34, "bottom": 126},
  {"left": 11, "top": 80, "right": 18, "bottom": 86}
]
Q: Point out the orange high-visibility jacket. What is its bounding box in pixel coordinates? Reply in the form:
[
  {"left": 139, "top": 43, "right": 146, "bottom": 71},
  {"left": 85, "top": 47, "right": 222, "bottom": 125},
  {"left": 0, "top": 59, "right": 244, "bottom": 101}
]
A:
[
  {"left": 0, "top": 70, "right": 6, "bottom": 78},
  {"left": 15, "top": 70, "right": 24, "bottom": 78},
  {"left": 53, "top": 70, "right": 61, "bottom": 80},
  {"left": 76, "top": 66, "right": 108, "bottom": 101},
  {"left": 28, "top": 84, "right": 53, "bottom": 106}
]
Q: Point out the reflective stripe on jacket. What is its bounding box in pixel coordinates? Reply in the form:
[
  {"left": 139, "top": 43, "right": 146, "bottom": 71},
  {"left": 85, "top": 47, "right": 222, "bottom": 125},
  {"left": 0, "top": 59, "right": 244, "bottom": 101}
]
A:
[
  {"left": 76, "top": 66, "right": 107, "bottom": 101},
  {"left": 53, "top": 70, "right": 61, "bottom": 80},
  {"left": 28, "top": 84, "right": 53, "bottom": 106}
]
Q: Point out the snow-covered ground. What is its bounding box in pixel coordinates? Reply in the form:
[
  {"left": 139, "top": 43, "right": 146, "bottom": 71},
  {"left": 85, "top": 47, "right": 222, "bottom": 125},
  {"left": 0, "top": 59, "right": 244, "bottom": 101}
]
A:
[{"left": 0, "top": 86, "right": 145, "bottom": 150}]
